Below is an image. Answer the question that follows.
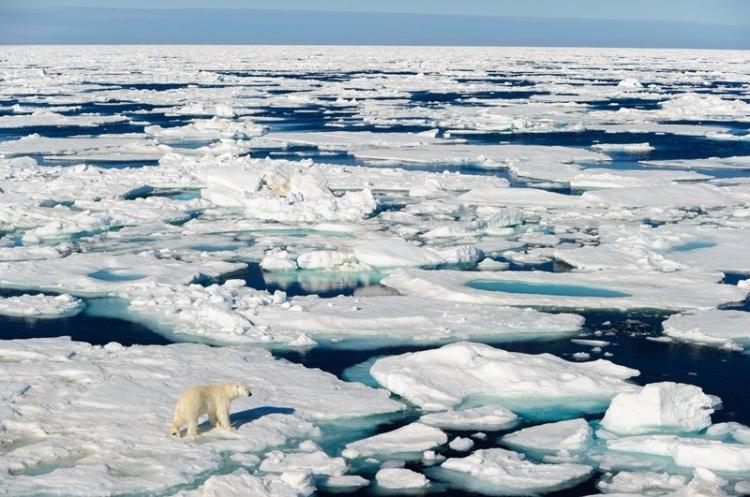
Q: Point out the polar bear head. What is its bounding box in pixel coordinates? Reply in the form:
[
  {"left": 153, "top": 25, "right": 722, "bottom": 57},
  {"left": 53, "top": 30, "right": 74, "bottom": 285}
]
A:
[{"left": 233, "top": 383, "right": 252, "bottom": 398}]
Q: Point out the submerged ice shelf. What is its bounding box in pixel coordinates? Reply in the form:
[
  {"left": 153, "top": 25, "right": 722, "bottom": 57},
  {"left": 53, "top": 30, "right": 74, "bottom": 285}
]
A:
[{"left": 1, "top": 45, "right": 750, "bottom": 497}]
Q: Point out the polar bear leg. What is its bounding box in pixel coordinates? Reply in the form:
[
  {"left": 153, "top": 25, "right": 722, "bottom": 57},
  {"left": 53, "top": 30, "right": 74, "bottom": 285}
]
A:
[
  {"left": 216, "top": 403, "right": 233, "bottom": 431},
  {"left": 186, "top": 418, "right": 199, "bottom": 438},
  {"left": 209, "top": 412, "right": 218, "bottom": 427}
]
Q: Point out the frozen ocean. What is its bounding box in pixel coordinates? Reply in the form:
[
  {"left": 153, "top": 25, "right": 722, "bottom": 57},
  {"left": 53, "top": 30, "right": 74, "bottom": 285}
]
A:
[{"left": 1, "top": 45, "right": 750, "bottom": 497}]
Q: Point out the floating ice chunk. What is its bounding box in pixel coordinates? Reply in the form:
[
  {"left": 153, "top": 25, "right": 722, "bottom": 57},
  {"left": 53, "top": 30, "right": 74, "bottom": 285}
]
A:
[
  {"left": 375, "top": 468, "right": 430, "bottom": 490},
  {"left": 371, "top": 342, "right": 638, "bottom": 414},
  {"left": 663, "top": 310, "right": 750, "bottom": 351},
  {"left": 591, "top": 143, "right": 654, "bottom": 154},
  {"left": 420, "top": 406, "right": 519, "bottom": 431},
  {"left": 601, "top": 382, "right": 720, "bottom": 434},
  {"left": 501, "top": 418, "right": 592, "bottom": 454},
  {"left": 449, "top": 437, "right": 474, "bottom": 452},
  {"left": 435, "top": 448, "right": 592, "bottom": 496},
  {"left": 0, "top": 293, "right": 84, "bottom": 319},
  {"left": 607, "top": 435, "right": 750, "bottom": 473},
  {"left": 601, "top": 382, "right": 718, "bottom": 435},
  {"left": 342, "top": 423, "right": 447, "bottom": 459}
]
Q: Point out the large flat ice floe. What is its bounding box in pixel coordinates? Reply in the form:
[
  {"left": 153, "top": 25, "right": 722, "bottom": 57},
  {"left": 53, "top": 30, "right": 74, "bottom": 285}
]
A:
[
  {"left": 370, "top": 342, "right": 638, "bottom": 415},
  {"left": 0, "top": 338, "right": 402, "bottom": 497}
]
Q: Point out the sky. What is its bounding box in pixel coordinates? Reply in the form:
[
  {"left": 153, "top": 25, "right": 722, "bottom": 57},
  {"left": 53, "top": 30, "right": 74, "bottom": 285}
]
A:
[{"left": 1, "top": 0, "right": 749, "bottom": 48}]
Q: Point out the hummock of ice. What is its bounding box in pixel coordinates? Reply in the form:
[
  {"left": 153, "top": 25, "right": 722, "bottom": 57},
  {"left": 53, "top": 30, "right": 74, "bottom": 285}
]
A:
[
  {"left": 342, "top": 422, "right": 447, "bottom": 460},
  {"left": 0, "top": 338, "right": 402, "bottom": 496},
  {"left": 370, "top": 342, "right": 638, "bottom": 413},
  {"left": 435, "top": 448, "right": 593, "bottom": 495},
  {"left": 600, "top": 382, "right": 719, "bottom": 435},
  {"left": 0, "top": 293, "right": 84, "bottom": 318},
  {"left": 663, "top": 309, "right": 750, "bottom": 351},
  {"left": 501, "top": 418, "right": 592, "bottom": 454}
]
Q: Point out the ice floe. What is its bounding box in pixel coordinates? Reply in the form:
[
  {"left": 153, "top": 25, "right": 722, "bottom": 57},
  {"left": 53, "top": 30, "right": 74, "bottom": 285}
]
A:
[
  {"left": 0, "top": 293, "right": 84, "bottom": 319},
  {"left": 342, "top": 423, "right": 447, "bottom": 460},
  {"left": 434, "top": 448, "right": 593, "bottom": 495},
  {"left": 501, "top": 418, "right": 593, "bottom": 454},
  {"left": 663, "top": 310, "right": 750, "bottom": 351},
  {"left": 600, "top": 382, "right": 719, "bottom": 435},
  {"left": 370, "top": 342, "right": 638, "bottom": 415}
]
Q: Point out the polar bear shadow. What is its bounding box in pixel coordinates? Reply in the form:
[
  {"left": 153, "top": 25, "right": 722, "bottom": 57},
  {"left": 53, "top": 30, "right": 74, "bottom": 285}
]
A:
[{"left": 229, "top": 406, "right": 296, "bottom": 429}]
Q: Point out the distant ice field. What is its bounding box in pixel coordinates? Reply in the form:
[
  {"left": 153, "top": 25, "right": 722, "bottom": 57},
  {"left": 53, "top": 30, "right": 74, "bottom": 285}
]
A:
[{"left": 1, "top": 45, "right": 750, "bottom": 497}]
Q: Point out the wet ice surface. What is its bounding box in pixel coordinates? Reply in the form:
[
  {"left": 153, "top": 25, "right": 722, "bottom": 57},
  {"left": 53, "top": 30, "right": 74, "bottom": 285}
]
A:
[{"left": 1, "top": 45, "right": 750, "bottom": 496}]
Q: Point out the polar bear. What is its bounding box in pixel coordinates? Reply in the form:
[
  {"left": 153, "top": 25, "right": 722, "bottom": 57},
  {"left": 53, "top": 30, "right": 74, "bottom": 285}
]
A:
[{"left": 169, "top": 382, "right": 252, "bottom": 438}]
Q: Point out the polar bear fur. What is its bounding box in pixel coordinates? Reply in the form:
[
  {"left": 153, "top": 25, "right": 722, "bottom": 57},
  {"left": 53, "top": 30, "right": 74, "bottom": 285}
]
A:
[{"left": 169, "top": 382, "right": 252, "bottom": 438}]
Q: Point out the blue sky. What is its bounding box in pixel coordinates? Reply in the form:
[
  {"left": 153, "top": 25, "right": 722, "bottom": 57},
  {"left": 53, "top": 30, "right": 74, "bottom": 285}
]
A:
[{"left": 1, "top": 0, "right": 749, "bottom": 48}]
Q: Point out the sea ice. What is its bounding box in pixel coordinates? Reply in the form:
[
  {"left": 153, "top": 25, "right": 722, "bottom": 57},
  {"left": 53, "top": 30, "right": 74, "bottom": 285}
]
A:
[
  {"left": 0, "top": 338, "right": 402, "bottom": 496},
  {"left": 420, "top": 406, "right": 519, "bottom": 431},
  {"left": 600, "top": 382, "right": 718, "bottom": 435},
  {"left": 435, "top": 448, "right": 593, "bottom": 495},
  {"left": 342, "top": 423, "right": 447, "bottom": 460},
  {"left": 370, "top": 342, "right": 638, "bottom": 414},
  {"left": 375, "top": 468, "right": 430, "bottom": 490},
  {"left": 663, "top": 310, "right": 750, "bottom": 351},
  {"left": 0, "top": 293, "right": 84, "bottom": 318},
  {"left": 501, "top": 418, "right": 593, "bottom": 454}
]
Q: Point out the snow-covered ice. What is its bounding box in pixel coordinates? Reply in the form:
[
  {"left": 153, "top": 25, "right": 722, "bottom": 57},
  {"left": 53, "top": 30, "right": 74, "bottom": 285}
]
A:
[
  {"left": 370, "top": 342, "right": 638, "bottom": 414},
  {"left": 600, "top": 382, "right": 719, "bottom": 435},
  {"left": 663, "top": 310, "right": 750, "bottom": 351},
  {"left": 434, "top": 448, "right": 593, "bottom": 495}
]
